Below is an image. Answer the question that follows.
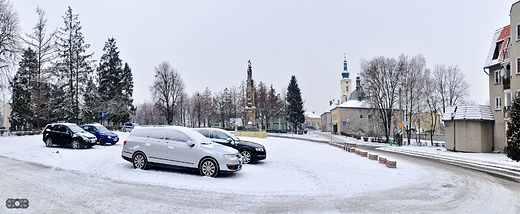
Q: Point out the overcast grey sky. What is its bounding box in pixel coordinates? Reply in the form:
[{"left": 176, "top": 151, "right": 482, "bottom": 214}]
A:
[{"left": 12, "top": 0, "right": 516, "bottom": 114}]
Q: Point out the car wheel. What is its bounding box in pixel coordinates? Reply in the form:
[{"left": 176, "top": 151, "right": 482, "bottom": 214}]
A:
[
  {"left": 132, "top": 152, "right": 148, "bottom": 170},
  {"left": 199, "top": 158, "right": 219, "bottom": 177},
  {"left": 99, "top": 138, "right": 106, "bottom": 146},
  {"left": 45, "top": 138, "right": 53, "bottom": 147},
  {"left": 71, "top": 139, "right": 80, "bottom": 149},
  {"left": 241, "top": 150, "right": 253, "bottom": 164}
]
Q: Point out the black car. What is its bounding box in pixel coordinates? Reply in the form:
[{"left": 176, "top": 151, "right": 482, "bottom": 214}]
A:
[
  {"left": 42, "top": 123, "right": 97, "bottom": 149},
  {"left": 194, "top": 128, "right": 266, "bottom": 164}
]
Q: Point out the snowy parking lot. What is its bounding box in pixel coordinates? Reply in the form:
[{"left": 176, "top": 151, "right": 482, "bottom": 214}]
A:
[
  {"left": 2, "top": 132, "right": 520, "bottom": 213},
  {"left": 0, "top": 131, "right": 425, "bottom": 196}
]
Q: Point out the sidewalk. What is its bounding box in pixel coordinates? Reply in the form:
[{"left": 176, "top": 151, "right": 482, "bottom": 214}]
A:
[{"left": 267, "top": 131, "right": 520, "bottom": 182}]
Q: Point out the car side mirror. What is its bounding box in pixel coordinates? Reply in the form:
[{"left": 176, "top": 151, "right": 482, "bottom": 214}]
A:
[
  {"left": 226, "top": 138, "right": 235, "bottom": 145},
  {"left": 186, "top": 140, "right": 195, "bottom": 147}
]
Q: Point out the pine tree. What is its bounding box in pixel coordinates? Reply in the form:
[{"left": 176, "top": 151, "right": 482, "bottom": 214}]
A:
[
  {"left": 56, "top": 6, "right": 93, "bottom": 123},
  {"left": 10, "top": 48, "right": 37, "bottom": 130},
  {"left": 119, "top": 62, "right": 135, "bottom": 123},
  {"left": 506, "top": 95, "right": 520, "bottom": 161},
  {"left": 23, "top": 6, "right": 56, "bottom": 129},
  {"left": 286, "top": 75, "right": 305, "bottom": 132},
  {"left": 97, "top": 37, "right": 125, "bottom": 124},
  {"left": 82, "top": 76, "right": 100, "bottom": 123}
]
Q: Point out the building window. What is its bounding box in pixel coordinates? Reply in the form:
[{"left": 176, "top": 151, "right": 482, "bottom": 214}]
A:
[
  {"left": 492, "top": 41, "right": 503, "bottom": 60},
  {"left": 360, "top": 114, "right": 364, "bottom": 119},
  {"left": 368, "top": 115, "right": 372, "bottom": 119},
  {"left": 517, "top": 23, "right": 520, "bottom": 41},
  {"left": 517, "top": 58, "right": 520, "bottom": 74},
  {"left": 495, "top": 70, "right": 501, "bottom": 84},
  {"left": 495, "top": 97, "right": 502, "bottom": 111}
]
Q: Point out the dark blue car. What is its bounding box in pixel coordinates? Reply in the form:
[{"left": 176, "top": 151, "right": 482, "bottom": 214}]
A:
[{"left": 81, "top": 124, "right": 119, "bottom": 145}]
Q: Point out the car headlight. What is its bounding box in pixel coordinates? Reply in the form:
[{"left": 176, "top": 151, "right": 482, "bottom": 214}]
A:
[
  {"left": 223, "top": 154, "right": 239, "bottom": 161},
  {"left": 255, "top": 147, "right": 264, "bottom": 152}
]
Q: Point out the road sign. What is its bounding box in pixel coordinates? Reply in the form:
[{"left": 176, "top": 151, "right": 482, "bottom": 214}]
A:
[
  {"left": 101, "top": 112, "right": 106, "bottom": 118},
  {"left": 398, "top": 123, "right": 402, "bottom": 129},
  {"left": 342, "top": 122, "right": 346, "bottom": 127}
]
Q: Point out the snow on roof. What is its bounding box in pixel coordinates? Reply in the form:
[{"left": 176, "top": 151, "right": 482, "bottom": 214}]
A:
[
  {"left": 304, "top": 112, "right": 321, "bottom": 119},
  {"left": 337, "top": 100, "right": 370, "bottom": 109},
  {"left": 484, "top": 25, "right": 510, "bottom": 68},
  {"left": 441, "top": 105, "right": 494, "bottom": 121}
]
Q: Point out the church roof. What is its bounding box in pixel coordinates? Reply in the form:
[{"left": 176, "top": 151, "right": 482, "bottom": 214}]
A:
[
  {"left": 348, "top": 88, "right": 366, "bottom": 101},
  {"left": 337, "top": 100, "right": 370, "bottom": 109}
]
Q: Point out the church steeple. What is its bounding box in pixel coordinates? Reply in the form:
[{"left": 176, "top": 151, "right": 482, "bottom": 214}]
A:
[
  {"left": 340, "top": 53, "right": 352, "bottom": 103},
  {"left": 342, "top": 53, "right": 350, "bottom": 79}
]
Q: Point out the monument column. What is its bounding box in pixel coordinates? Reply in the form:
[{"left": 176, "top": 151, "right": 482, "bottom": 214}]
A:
[{"left": 245, "top": 60, "right": 256, "bottom": 127}]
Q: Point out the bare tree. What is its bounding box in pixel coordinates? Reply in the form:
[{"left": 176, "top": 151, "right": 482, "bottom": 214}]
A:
[
  {"left": 150, "top": 61, "right": 185, "bottom": 125},
  {"left": 0, "top": 0, "right": 21, "bottom": 93},
  {"left": 23, "top": 6, "right": 56, "bottom": 129},
  {"left": 133, "top": 101, "right": 166, "bottom": 125},
  {"left": 255, "top": 81, "right": 268, "bottom": 129},
  {"left": 423, "top": 69, "right": 441, "bottom": 145},
  {"left": 398, "top": 54, "right": 426, "bottom": 145},
  {"left": 360, "top": 56, "right": 402, "bottom": 143},
  {"left": 433, "top": 64, "right": 470, "bottom": 113}
]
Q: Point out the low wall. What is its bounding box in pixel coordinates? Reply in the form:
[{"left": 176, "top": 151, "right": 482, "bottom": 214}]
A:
[{"left": 235, "top": 130, "right": 267, "bottom": 138}]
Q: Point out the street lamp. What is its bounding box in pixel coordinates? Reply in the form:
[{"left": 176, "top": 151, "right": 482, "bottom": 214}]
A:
[
  {"left": 451, "top": 111, "right": 456, "bottom": 152},
  {"left": 197, "top": 93, "right": 201, "bottom": 128}
]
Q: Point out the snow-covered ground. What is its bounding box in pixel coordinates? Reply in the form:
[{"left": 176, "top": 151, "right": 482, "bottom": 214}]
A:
[
  {"left": 287, "top": 130, "right": 520, "bottom": 168},
  {"left": 2, "top": 131, "right": 520, "bottom": 213},
  {"left": 0, "top": 131, "right": 426, "bottom": 197}
]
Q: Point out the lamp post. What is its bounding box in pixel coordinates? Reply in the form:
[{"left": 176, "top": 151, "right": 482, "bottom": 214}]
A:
[
  {"left": 451, "top": 111, "right": 456, "bottom": 152},
  {"left": 197, "top": 93, "right": 201, "bottom": 128}
]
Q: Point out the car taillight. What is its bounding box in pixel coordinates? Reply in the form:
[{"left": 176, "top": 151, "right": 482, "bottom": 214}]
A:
[{"left": 123, "top": 140, "right": 127, "bottom": 145}]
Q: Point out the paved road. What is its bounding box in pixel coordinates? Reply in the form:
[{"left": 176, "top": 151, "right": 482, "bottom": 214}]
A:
[{"left": 1, "top": 149, "right": 520, "bottom": 213}]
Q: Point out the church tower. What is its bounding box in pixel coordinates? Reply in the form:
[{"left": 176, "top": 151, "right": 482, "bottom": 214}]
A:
[{"left": 340, "top": 54, "right": 352, "bottom": 103}]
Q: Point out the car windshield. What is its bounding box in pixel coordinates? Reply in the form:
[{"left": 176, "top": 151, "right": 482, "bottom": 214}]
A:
[
  {"left": 68, "top": 125, "right": 86, "bottom": 133},
  {"left": 95, "top": 125, "right": 109, "bottom": 132}
]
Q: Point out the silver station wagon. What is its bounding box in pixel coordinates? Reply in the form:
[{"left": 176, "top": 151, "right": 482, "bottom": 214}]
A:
[{"left": 121, "top": 126, "right": 242, "bottom": 177}]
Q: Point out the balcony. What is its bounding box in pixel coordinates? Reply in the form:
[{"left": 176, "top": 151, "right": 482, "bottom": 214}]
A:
[{"left": 503, "top": 76, "right": 510, "bottom": 90}]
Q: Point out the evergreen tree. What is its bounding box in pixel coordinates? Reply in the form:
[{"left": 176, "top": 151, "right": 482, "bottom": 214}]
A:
[
  {"left": 266, "top": 84, "right": 279, "bottom": 130},
  {"left": 97, "top": 38, "right": 123, "bottom": 122},
  {"left": 119, "top": 62, "right": 135, "bottom": 123},
  {"left": 55, "top": 6, "right": 94, "bottom": 123},
  {"left": 82, "top": 76, "right": 100, "bottom": 123},
  {"left": 286, "top": 75, "right": 305, "bottom": 132},
  {"left": 506, "top": 95, "right": 520, "bottom": 161},
  {"left": 23, "top": 6, "right": 56, "bottom": 129},
  {"left": 10, "top": 48, "right": 37, "bottom": 130}
]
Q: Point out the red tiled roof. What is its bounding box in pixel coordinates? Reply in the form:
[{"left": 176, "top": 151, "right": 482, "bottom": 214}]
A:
[{"left": 484, "top": 25, "right": 510, "bottom": 68}]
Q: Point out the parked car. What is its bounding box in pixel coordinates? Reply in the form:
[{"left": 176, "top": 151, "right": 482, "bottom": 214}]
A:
[
  {"left": 42, "top": 123, "right": 97, "bottom": 149},
  {"left": 81, "top": 124, "right": 119, "bottom": 145},
  {"left": 121, "top": 126, "right": 242, "bottom": 177},
  {"left": 121, "top": 122, "right": 139, "bottom": 132},
  {"left": 193, "top": 128, "right": 266, "bottom": 164}
]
